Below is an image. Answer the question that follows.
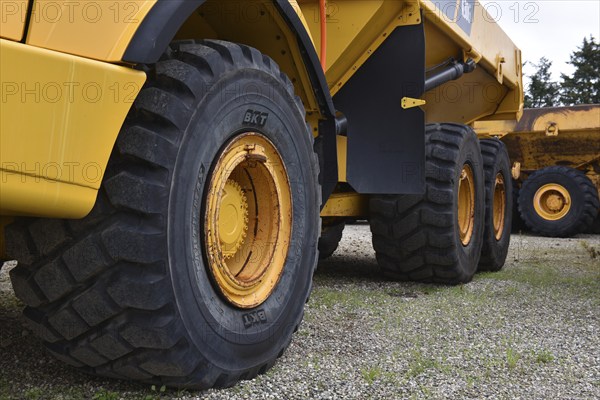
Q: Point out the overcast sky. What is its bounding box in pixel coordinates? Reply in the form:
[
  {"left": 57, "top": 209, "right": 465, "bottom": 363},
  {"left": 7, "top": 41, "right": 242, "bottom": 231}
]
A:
[{"left": 479, "top": 0, "right": 600, "bottom": 82}]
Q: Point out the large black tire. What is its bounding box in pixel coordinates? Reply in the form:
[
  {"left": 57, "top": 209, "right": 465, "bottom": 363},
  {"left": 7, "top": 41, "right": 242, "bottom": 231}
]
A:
[
  {"left": 369, "top": 124, "right": 485, "bottom": 284},
  {"left": 318, "top": 219, "right": 345, "bottom": 260},
  {"left": 6, "top": 41, "right": 320, "bottom": 389},
  {"left": 511, "top": 180, "right": 526, "bottom": 232},
  {"left": 590, "top": 214, "right": 600, "bottom": 234},
  {"left": 478, "top": 139, "right": 512, "bottom": 271},
  {"left": 518, "top": 166, "right": 599, "bottom": 237}
]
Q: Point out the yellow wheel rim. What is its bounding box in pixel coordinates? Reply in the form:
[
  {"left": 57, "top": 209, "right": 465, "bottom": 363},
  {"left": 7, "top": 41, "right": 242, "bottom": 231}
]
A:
[
  {"left": 458, "top": 164, "right": 476, "bottom": 246},
  {"left": 533, "top": 183, "right": 571, "bottom": 221},
  {"left": 204, "top": 132, "right": 292, "bottom": 309},
  {"left": 493, "top": 173, "right": 506, "bottom": 240}
]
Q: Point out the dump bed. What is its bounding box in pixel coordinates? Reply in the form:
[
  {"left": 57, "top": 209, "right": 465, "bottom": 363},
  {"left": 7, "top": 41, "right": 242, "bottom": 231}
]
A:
[
  {"left": 297, "top": 0, "right": 523, "bottom": 125},
  {"left": 478, "top": 105, "right": 600, "bottom": 173}
]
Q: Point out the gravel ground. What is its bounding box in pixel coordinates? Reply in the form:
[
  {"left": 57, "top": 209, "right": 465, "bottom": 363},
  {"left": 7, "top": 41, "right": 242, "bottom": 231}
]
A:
[{"left": 1, "top": 223, "right": 599, "bottom": 400}]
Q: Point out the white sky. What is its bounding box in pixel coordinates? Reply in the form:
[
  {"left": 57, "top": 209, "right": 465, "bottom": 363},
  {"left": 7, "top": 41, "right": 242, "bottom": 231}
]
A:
[{"left": 479, "top": 0, "right": 600, "bottom": 82}]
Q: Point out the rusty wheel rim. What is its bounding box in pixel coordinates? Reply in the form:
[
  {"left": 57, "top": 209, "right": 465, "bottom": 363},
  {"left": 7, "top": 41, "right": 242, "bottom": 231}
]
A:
[
  {"left": 493, "top": 173, "right": 506, "bottom": 240},
  {"left": 533, "top": 183, "right": 571, "bottom": 221},
  {"left": 204, "top": 133, "right": 292, "bottom": 308},
  {"left": 458, "top": 164, "right": 476, "bottom": 246}
]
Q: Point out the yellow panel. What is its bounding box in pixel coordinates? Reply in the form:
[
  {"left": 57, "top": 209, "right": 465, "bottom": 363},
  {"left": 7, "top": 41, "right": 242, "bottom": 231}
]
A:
[
  {"left": 0, "top": 179, "right": 98, "bottom": 218},
  {"left": 0, "top": 0, "right": 28, "bottom": 40},
  {"left": 27, "top": 0, "right": 155, "bottom": 61},
  {"left": 299, "top": 0, "right": 421, "bottom": 95},
  {"left": 473, "top": 120, "right": 517, "bottom": 137},
  {"left": 421, "top": 1, "right": 522, "bottom": 91},
  {"left": 0, "top": 39, "right": 146, "bottom": 217},
  {"left": 320, "top": 192, "right": 369, "bottom": 217},
  {"left": 295, "top": 0, "right": 521, "bottom": 124},
  {"left": 336, "top": 135, "right": 347, "bottom": 182},
  {"left": 419, "top": 1, "right": 523, "bottom": 124}
]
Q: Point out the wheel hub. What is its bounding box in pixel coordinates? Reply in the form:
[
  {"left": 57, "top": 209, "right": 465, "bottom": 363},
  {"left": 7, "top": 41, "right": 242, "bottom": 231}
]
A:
[
  {"left": 546, "top": 194, "right": 564, "bottom": 211},
  {"left": 218, "top": 180, "right": 248, "bottom": 258},
  {"left": 458, "top": 164, "right": 476, "bottom": 246},
  {"left": 493, "top": 173, "right": 506, "bottom": 240},
  {"left": 533, "top": 184, "right": 571, "bottom": 221},
  {"left": 204, "top": 132, "right": 292, "bottom": 309}
]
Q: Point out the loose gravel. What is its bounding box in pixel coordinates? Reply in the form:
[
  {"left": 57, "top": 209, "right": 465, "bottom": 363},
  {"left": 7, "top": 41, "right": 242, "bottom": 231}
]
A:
[{"left": 1, "top": 223, "right": 599, "bottom": 400}]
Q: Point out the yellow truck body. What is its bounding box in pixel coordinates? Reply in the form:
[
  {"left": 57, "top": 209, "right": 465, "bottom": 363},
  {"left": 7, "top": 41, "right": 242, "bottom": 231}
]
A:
[
  {"left": 1, "top": 0, "right": 522, "bottom": 218},
  {"left": 0, "top": 0, "right": 523, "bottom": 389}
]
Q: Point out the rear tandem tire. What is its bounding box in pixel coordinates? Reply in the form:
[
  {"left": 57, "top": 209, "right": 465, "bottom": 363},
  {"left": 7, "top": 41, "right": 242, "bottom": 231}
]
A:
[
  {"left": 318, "top": 219, "right": 346, "bottom": 260},
  {"left": 478, "top": 138, "right": 512, "bottom": 272},
  {"left": 6, "top": 41, "right": 320, "bottom": 389},
  {"left": 369, "top": 123, "right": 485, "bottom": 284}
]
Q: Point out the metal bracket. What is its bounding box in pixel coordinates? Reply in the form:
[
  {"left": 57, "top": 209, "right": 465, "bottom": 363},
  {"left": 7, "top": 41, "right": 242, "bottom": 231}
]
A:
[
  {"left": 397, "top": 2, "right": 422, "bottom": 26},
  {"left": 495, "top": 54, "right": 506, "bottom": 84},
  {"left": 512, "top": 162, "right": 521, "bottom": 180},
  {"left": 401, "top": 97, "right": 426, "bottom": 109},
  {"left": 545, "top": 122, "right": 559, "bottom": 136}
]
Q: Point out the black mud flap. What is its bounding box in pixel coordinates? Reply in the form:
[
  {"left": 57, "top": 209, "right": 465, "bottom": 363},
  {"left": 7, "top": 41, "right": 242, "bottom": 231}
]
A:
[{"left": 333, "top": 23, "right": 425, "bottom": 195}]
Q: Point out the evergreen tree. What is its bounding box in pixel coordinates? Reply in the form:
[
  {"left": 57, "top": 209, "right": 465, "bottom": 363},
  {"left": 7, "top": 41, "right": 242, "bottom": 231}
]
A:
[
  {"left": 560, "top": 36, "right": 600, "bottom": 105},
  {"left": 524, "top": 57, "right": 560, "bottom": 108}
]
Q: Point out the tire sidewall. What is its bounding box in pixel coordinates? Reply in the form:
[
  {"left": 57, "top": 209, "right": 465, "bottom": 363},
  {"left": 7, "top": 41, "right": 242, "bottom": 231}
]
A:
[
  {"left": 167, "top": 68, "right": 318, "bottom": 370},
  {"left": 482, "top": 143, "right": 512, "bottom": 269},
  {"left": 453, "top": 132, "right": 485, "bottom": 280}
]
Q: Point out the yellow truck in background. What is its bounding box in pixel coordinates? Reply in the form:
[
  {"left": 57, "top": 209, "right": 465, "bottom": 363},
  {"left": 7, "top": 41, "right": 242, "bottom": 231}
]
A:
[
  {"left": 475, "top": 105, "right": 600, "bottom": 237},
  {"left": 1, "top": 0, "right": 522, "bottom": 389}
]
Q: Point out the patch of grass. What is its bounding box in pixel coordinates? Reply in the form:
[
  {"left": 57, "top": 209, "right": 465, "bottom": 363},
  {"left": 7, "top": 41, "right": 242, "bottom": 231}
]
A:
[
  {"left": 92, "top": 389, "right": 120, "bottom": 400},
  {"left": 466, "top": 375, "right": 478, "bottom": 388},
  {"left": 533, "top": 349, "right": 555, "bottom": 364},
  {"left": 478, "top": 260, "right": 599, "bottom": 290},
  {"left": 506, "top": 347, "right": 521, "bottom": 370},
  {"left": 406, "top": 351, "right": 442, "bottom": 378},
  {"left": 309, "top": 287, "right": 389, "bottom": 312},
  {"left": 446, "top": 284, "right": 467, "bottom": 296},
  {"left": 418, "top": 384, "right": 432, "bottom": 397},
  {"left": 23, "top": 388, "right": 44, "bottom": 400},
  {"left": 580, "top": 240, "right": 598, "bottom": 260},
  {"left": 420, "top": 286, "right": 443, "bottom": 295},
  {"left": 361, "top": 366, "right": 382, "bottom": 384},
  {"left": 302, "top": 355, "right": 322, "bottom": 371},
  {"left": 0, "top": 377, "right": 11, "bottom": 398}
]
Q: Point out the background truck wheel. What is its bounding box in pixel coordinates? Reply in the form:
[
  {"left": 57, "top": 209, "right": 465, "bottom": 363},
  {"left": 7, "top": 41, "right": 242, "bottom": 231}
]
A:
[
  {"left": 518, "top": 166, "right": 599, "bottom": 237},
  {"left": 478, "top": 139, "right": 513, "bottom": 271},
  {"left": 318, "top": 219, "right": 346, "bottom": 260},
  {"left": 369, "top": 124, "right": 485, "bottom": 284},
  {"left": 5, "top": 41, "right": 320, "bottom": 389}
]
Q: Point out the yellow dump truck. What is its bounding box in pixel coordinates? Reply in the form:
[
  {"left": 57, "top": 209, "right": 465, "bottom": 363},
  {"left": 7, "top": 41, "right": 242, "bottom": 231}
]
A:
[
  {"left": 1, "top": 0, "right": 522, "bottom": 389},
  {"left": 476, "top": 105, "right": 600, "bottom": 237}
]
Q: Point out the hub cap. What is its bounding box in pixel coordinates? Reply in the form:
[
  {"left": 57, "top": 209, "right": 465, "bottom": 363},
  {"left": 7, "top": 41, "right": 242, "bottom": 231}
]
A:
[
  {"left": 204, "top": 133, "right": 292, "bottom": 308},
  {"left": 533, "top": 184, "right": 571, "bottom": 221}
]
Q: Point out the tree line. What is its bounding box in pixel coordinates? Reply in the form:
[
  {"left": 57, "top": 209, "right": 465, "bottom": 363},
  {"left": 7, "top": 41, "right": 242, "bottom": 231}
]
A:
[{"left": 524, "top": 36, "right": 599, "bottom": 108}]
